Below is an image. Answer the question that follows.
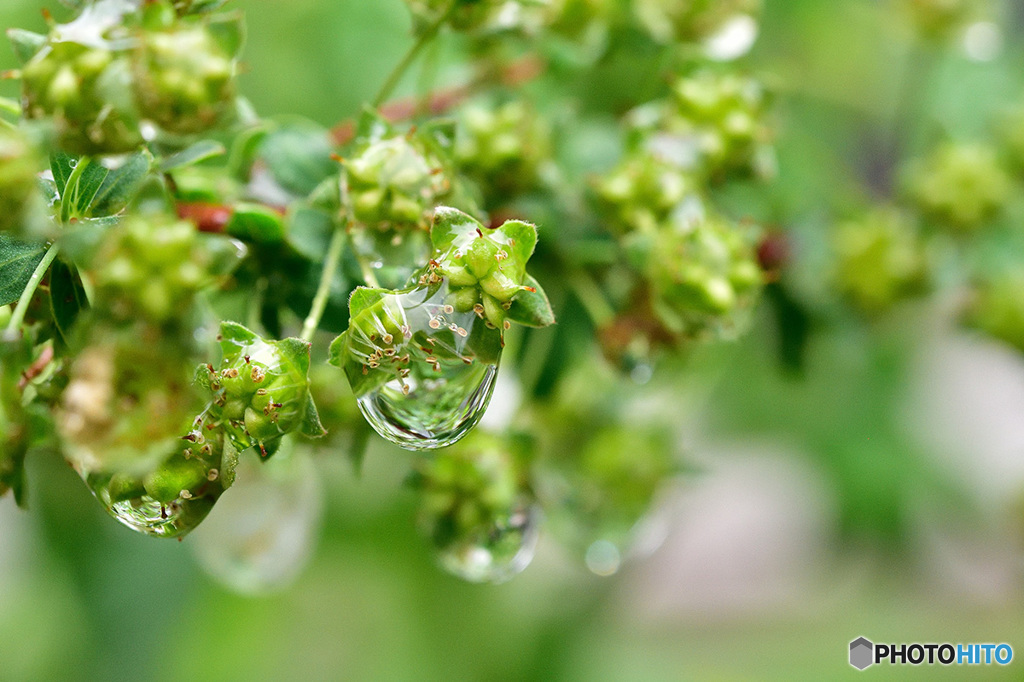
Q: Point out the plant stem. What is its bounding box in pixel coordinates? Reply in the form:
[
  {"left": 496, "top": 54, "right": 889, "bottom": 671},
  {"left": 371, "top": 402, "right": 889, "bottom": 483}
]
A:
[
  {"left": 568, "top": 269, "right": 615, "bottom": 327},
  {"left": 300, "top": 226, "right": 347, "bottom": 343},
  {"left": 60, "top": 156, "right": 90, "bottom": 224},
  {"left": 5, "top": 242, "right": 60, "bottom": 339},
  {"left": 371, "top": 2, "right": 456, "bottom": 109}
]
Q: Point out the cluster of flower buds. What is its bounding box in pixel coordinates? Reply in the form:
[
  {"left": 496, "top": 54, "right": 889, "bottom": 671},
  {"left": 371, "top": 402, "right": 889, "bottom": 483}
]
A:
[
  {"left": 343, "top": 132, "right": 451, "bottom": 231},
  {"left": 0, "top": 126, "right": 42, "bottom": 235},
  {"left": 17, "top": 0, "right": 241, "bottom": 154},
  {"left": 633, "top": 0, "right": 761, "bottom": 45},
  {"left": 963, "top": 267, "right": 1024, "bottom": 353},
  {"left": 904, "top": 143, "right": 1010, "bottom": 233},
  {"left": 132, "top": 1, "right": 240, "bottom": 135},
  {"left": 430, "top": 207, "right": 539, "bottom": 331},
  {"left": 455, "top": 100, "right": 550, "bottom": 208},
  {"left": 200, "top": 322, "right": 321, "bottom": 459},
  {"left": 404, "top": 0, "right": 550, "bottom": 35},
  {"left": 596, "top": 150, "right": 697, "bottom": 235},
  {"left": 87, "top": 212, "right": 228, "bottom": 327},
  {"left": 409, "top": 431, "right": 538, "bottom": 583},
  {"left": 832, "top": 207, "right": 932, "bottom": 315},
  {"left": 646, "top": 211, "right": 762, "bottom": 339}
]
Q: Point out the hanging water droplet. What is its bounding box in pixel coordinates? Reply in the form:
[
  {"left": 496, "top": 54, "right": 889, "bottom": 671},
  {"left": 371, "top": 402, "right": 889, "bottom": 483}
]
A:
[
  {"left": 79, "top": 422, "right": 228, "bottom": 539},
  {"left": 189, "top": 443, "right": 323, "bottom": 595},
  {"left": 349, "top": 228, "right": 431, "bottom": 290},
  {"left": 436, "top": 503, "right": 540, "bottom": 584},
  {"left": 336, "top": 281, "right": 502, "bottom": 450}
]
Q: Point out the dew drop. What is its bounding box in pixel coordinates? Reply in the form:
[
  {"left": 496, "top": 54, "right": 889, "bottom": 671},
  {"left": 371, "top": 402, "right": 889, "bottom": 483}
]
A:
[
  {"left": 436, "top": 504, "right": 540, "bottom": 584},
  {"left": 85, "top": 472, "right": 218, "bottom": 539},
  {"left": 343, "top": 283, "right": 501, "bottom": 450}
]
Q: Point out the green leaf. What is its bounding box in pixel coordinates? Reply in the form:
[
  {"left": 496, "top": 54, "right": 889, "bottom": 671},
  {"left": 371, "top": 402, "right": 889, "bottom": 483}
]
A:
[
  {"left": 61, "top": 158, "right": 110, "bottom": 223},
  {"left": 206, "top": 11, "right": 246, "bottom": 57},
  {"left": 220, "top": 438, "right": 239, "bottom": 489},
  {"left": 467, "top": 319, "right": 504, "bottom": 365},
  {"left": 499, "top": 220, "right": 538, "bottom": 265},
  {"left": 505, "top": 274, "right": 556, "bottom": 328},
  {"left": 287, "top": 205, "right": 335, "bottom": 261},
  {"left": 6, "top": 29, "right": 46, "bottom": 65},
  {"left": 0, "top": 236, "right": 47, "bottom": 307},
  {"left": 327, "top": 331, "right": 347, "bottom": 369},
  {"left": 49, "top": 258, "right": 88, "bottom": 346},
  {"left": 159, "top": 140, "right": 226, "bottom": 172},
  {"left": 225, "top": 203, "right": 286, "bottom": 244},
  {"left": 348, "top": 286, "right": 387, "bottom": 317},
  {"left": 355, "top": 107, "right": 392, "bottom": 143},
  {"left": 298, "top": 394, "right": 327, "bottom": 438},
  {"left": 260, "top": 122, "right": 337, "bottom": 196},
  {"left": 227, "top": 125, "right": 269, "bottom": 180},
  {"left": 430, "top": 206, "right": 481, "bottom": 254},
  {"left": 90, "top": 152, "right": 151, "bottom": 216},
  {"left": 277, "top": 337, "right": 312, "bottom": 376},
  {"left": 218, "top": 320, "right": 260, "bottom": 356},
  {"left": 50, "top": 152, "right": 75, "bottom": 195}
]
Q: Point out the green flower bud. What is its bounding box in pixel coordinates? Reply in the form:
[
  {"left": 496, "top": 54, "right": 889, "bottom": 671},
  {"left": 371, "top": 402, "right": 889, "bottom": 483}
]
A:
[
  {"left": 0, "top": 126, "right": 42, "bottom": 236},
  {"left": 596, "top": 151, "right": 699, "bottom": 235},
  {"left": 648, "top": 212, "right": 763, "bottom": 340},
  {"left": 87, "top": 212, "right": 227, "bottom": 327},
  {"left": 832, "top": 207, "right": 931, "bottom": 314},
  {"left": 22, "top": 40, "right": 142, "bottom": 155},
  {"left": 410, "top": 431, "right": 538, "bottom": 583},
  {"left": 133, "top": 12, "right": 240, "bottom": 135},
  {"left": 430, "top": 207, "right": 538, "bottom": 329},
  {"left": 904, "top": 143, "right": 1010, "bottom": 233},
  {"left": 963, "top": 267, "right": 1024, "bottom": 353},
  {"left": 202, "top": 322, "right": 317, "bottom": 457},
  {"left": 455, "top": 100, "right": 550, "bottom": 207}
]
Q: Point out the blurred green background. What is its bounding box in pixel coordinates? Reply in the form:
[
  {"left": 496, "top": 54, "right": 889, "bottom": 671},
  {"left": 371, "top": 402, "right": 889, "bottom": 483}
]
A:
[{"left": 3, "top": 1, "right": 1024, "bottom": 680}]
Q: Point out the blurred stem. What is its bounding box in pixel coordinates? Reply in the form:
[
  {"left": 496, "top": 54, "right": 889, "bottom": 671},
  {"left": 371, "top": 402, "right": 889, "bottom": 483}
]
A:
[
  {"left": 371, "top": 2, "right": 456, "bottom": 109},
  {"left": 5, "top": 242, "right": 60, "bottom": 338},
  {"left": 300, "top": 226, "right": 346, "bottom": 342},
  {"left": 60, "top": 156, "right": 91, "bottom": 224}
]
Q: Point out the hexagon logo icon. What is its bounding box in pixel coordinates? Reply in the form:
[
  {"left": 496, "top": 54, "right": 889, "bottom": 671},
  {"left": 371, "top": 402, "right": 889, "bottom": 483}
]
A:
[{"left": 850, "top": 637, "right": 874, "bottom": 670}]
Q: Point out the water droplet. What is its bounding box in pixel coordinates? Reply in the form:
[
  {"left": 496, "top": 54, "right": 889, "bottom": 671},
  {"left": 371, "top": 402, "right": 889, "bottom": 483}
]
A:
[
  {"left": 436, "top": 503, "right": 540, "bottom": 584},
  {"left": 85, "top": 471, "right": 219, "bottom": 538},
  {"left": 349, "top": 228, "right": 431, "bottom": 290},
  {"left": 342, "top": 282, "right": 502, "bottom": 450},
  {"left": 190, "top": 444, "right": 323, "bottom": 595}
]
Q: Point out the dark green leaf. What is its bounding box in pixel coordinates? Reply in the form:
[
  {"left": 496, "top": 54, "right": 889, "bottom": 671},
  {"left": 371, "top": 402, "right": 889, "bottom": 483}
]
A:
[
  {"left": 160, "top": 140, "right": 226, "bottom": 172},
  {"left": 90, "top": 152, "right": 151, "bottom": 216},
  {"left": 298, "top": 393, "right": 326, "bottom": 438},
  {"left": 260, "top": 122, "right": 337, "bottom": 196},
  {"left": 49, "top": 258, "right": 88, "bottom": 347},
  {"left": 277, "top": 337, "right": 312, "bottom": 376},
  {"left": 506, "top": 274, "right": 556, "bottom": 328},
  {"left": 288, "top": 205, "right": 335, "bottom": 261},
  {"left": 49, "top": 152, "right": 75, "bottom": 195},
  {"left": 225, "top": 203, "right": 286, "bottom": 244},
  {"left": 0, "top": 236, "right": 47, "bottom": 307},
  {"left": 61, "top": 158, "right": 109, "bottom": 223},
  {"left": 227, "top": 125, "right": 268, "bottom": 180}
]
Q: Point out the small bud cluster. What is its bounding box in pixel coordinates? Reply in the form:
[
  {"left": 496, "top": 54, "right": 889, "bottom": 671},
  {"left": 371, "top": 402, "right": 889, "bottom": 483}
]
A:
[
  {"left": 201, "top": 324, "right": 316, "bottom": 458},
  {"left": 629, "top": 70, "right": 773, "bottom": 180},
  {"left": 963, "top": 267, "right": 1024, "bottom": 353},
  {"left": 19, "top": 0, "right": 240, "bottom": 154},
  {"left": 132, "top": 6, "right": 239, "bottom": 135},
  {"left": 455, "top": 100, "right": 551, "bottom": 206},
  {"left": 596, "top": 151, "right": 697, "bottom": 235},
  {"left": 647, "top": 213, "right": 762, "bottom": 338},
  {"left": 410, "top": 431, "right": 536, "bottom": 582},
  {"left": 431, "top": 208, "right": 537, "bottom": 331},
  {"left": 832, "top": 208, "right": 932, "bottom": 315},
  {"left": 0, "top": 126, "right": 42, "bottom": 236},
  {"left": 904, "top": 143, "right": 1010, "bottom": 233},
  {"left": 88, "top": 212, "right": 216, "bottom": 326}
]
